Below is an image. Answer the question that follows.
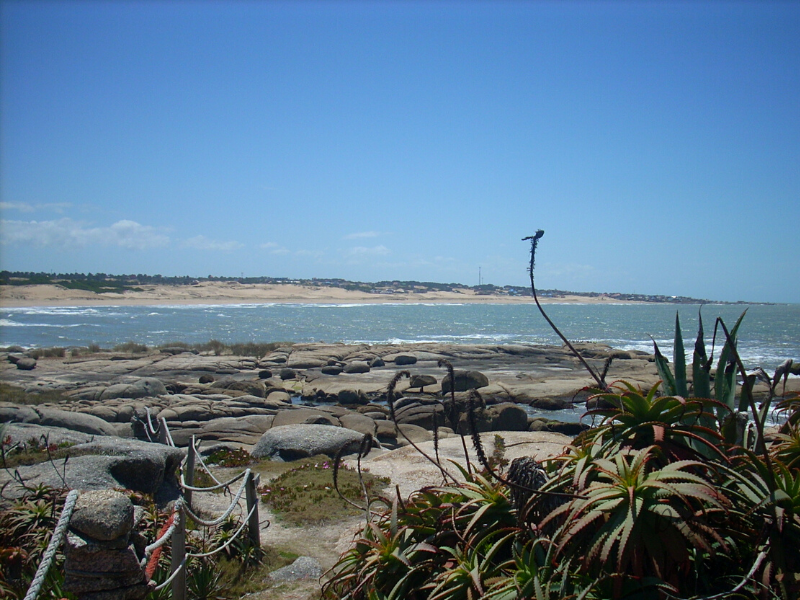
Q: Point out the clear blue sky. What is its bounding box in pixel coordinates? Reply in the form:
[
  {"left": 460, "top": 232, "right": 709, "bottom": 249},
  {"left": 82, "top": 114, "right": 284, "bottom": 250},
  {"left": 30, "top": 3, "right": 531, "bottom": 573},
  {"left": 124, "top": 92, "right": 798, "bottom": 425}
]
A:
[{"left": 1, "top": 1, "right": 798, "bottom": 303}]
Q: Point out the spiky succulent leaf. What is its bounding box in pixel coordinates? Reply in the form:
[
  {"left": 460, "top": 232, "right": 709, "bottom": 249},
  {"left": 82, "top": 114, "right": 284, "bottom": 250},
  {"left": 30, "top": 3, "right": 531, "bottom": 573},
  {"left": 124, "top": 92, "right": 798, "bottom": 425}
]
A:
[
  {"left": 692, "top": 311, "right": 712, "bottom": 399},
  {"left": 673, "top": 312, "right": 688, "bottom": 398},
  {"left": 652, "top": 339, "right": 678, "bottom": 397},
  {"left": 714, "top": 311, "right": 747, "bottom": 415}
]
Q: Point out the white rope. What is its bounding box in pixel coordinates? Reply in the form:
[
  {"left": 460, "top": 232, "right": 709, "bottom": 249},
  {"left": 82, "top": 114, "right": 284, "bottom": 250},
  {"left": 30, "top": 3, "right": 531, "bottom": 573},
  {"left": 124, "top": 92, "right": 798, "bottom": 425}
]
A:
[
  {"left": 181, "top": 472, "right": 250, "bottom": 527},
  {"left": 179, "top": 438, "right": 200, "bottom": 469},
  {"left": 191, "top": 449, "right": 225, "bottom": 487},
  {"left": 159, "top": 417, "right": 175, "bottom": 447},
  {"left": 143, "top": 499, "right": 184, "bottom": 558},
  {"left": 152, "top": 557, "right": 187, "bottom": 591},
  {"left": 144, "top": 406, "right": 159, "bottom": 435},
  {"left": 186, "top": 502, "right": 257, "bottom": 558},
  {"left": 23, "top": 490, "right": 79, "bottom": 600},
  {"left": 180, "top": 467, "right": 248, "bottom": 492}
]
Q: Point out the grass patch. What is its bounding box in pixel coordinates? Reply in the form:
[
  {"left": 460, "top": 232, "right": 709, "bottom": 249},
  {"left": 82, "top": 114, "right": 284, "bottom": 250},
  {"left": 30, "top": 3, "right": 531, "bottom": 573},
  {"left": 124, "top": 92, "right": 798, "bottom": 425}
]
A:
[
  {"left": 58, "top": 280, "right": 134, "bottom": 293},
  {"left": 215, "top": 550, "right": 295, "bottom": 598},
  {"left": 191, "top": 447, "right": 258, "bottom": 493},
  {"left": 68, "top": 343, "right": 104, "bottom": 357},
  {"left": 0, "top": 382, "right": 71, "bottom": 405},
  {"left": 163, "top": 339, "right": 292, "bottom": 356},
  {"left": 259, "top": 457, "right": 390, "bottom": 526},
  {"left": 0, "top": 428, "right": 78, "bottom": 468},
  {"left": 205, "top": 446, "right": 255, "bottom": 468},
  {"left": 194, "top": 339, "right": 228, "bottom": 355},
  {"left": 228, "top": 341, "right": 290, "bottom": 357},
  {"left": 112, "top": 341, "right": 149, "bottom": 353},
  {"left": 26, "top": 347, "right": 66, "bottom": 359},
  {"left": 157, "top": 341, "right": 192, "bottom": 350}
]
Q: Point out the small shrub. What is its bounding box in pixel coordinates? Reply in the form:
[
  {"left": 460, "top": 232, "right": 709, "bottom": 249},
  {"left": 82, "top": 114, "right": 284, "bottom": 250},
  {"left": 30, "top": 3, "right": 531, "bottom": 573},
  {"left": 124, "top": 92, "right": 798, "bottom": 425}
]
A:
[
  {"left": 204, "top": 447, "right": 255, "bottom": 468},
  {"left": 487, "top": 433, "right": 509, "bottom": 472},
  {"left": 157, "top": 341, "right": 191, "bottom": 350},
  {"left": 112, "top": 341, "right": 148, "bottom": 353},
  {"left": 228, "top": 341, "right": 290, "bottom": 357},
  {"left": 190, "top": 468, "right": 221, "bottom": 493},
  {"left": 0, "top": 383, "right": 71, "bottom": 406},
  {"left": 1, "top": 432, "right": 77, "bottom": 468},
  {"left": 0, "top": 485, "right": 71, "bottom": 600},
  {"left": 214, "top": 550, "right": 292, "bottom": 598},
  {"left": 194, "top": 339, "right": 227, "bottom": 355},
  {"left": 27, "top": 347, "right": 65, "bottom": 359}
]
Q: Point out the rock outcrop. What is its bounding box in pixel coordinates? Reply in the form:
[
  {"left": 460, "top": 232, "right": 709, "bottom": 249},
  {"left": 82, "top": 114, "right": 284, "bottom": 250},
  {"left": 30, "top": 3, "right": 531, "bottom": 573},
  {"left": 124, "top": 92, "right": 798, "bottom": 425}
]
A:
[
  {"left": 0, "top": 342, "right": 677, "bottom": 458},
  {"left": 0, "top": 434, "right": 184, "bottom": 502},
  {"left": 64, "top": 489, "right": 151, "bottom": 600},
  {"left": 251, "top": 424, "right": 366, "bottom": 460}
]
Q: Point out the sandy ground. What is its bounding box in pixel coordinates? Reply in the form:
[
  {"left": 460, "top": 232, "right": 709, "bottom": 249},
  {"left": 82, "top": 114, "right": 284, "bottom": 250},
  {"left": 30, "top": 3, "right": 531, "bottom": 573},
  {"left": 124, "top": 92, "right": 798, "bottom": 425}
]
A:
[
  {"left": 194, "top": 431, "right": 572, "bottom": 600},
  {"left": 0, "top": 282, "right": 637, "bottom": 308},
  {"left": 198, "top": 432, "right": 573, "bottom": 570}
]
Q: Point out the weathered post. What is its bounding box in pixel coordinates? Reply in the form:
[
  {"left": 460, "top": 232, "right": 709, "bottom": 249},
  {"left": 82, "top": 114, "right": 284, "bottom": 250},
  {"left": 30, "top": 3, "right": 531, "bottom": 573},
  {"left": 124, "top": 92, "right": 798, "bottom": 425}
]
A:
[
  {"left": 171, "top": 506, "right": 186, "bottom": 600},
  {"left": 157, "top": 418, "right": 168, "bottom": 446},
  {"left": 245, "top": 472, "right": 261, "bottom": 549},
  {"left": 184, "top": 436, "right": 196, "bottom": 511}
]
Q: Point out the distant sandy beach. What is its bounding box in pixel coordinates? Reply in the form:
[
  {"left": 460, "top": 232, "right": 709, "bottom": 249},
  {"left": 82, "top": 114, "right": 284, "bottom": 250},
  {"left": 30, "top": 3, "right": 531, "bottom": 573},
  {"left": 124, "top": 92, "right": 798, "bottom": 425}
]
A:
[{"left": 0, "top": 282, "right": 639, "bottom": 308}]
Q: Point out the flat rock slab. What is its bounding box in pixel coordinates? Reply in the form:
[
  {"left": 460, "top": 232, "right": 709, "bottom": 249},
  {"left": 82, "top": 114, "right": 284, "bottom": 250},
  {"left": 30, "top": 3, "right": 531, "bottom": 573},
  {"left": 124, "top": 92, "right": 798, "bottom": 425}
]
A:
[
  {"left": 353, "top": 430, "right": 573, "bottom": 498},
  {"left": 0, "top": 404, "right": 118, "bottom": 436},
  {"left": 269, "top": 556, "right": 323, "bottom": 582},
  {"left": 0, "top": 437, "right": 184, "bottom": 503},
  {"left": 0, "top": 422, "right": 103, "bottom": 447},
  {"left": 251, "top": 424, "right": 365, "bottom": 460}
]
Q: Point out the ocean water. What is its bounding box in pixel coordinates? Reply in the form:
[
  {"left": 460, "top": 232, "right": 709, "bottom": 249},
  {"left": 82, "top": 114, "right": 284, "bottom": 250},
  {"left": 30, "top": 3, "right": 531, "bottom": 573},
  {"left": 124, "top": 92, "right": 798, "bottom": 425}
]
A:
[{"left": 1, "top": 302, "right": 798, "bottom": 372}]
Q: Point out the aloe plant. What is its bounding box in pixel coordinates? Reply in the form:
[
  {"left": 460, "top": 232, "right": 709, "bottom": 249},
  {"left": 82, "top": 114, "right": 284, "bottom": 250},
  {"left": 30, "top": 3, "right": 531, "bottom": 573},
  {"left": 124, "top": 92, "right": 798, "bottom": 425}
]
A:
[
  {"left": 322, "top": 238, "right": 800, "bottom": 600},
  {"left": 584, "top": 381, "right": 727, "bottom": 462},
  {"left": 543, "top": 446, "right": 727, "bottom": 590},
  {"left": 652, "top": 310, "right": 755, "bottom": 448},
  {"left": 713, "top": 311, "right": 748, "bottom": 416},
  {"left": 652, "top": 310, "right": 745, "bottom": 405}
]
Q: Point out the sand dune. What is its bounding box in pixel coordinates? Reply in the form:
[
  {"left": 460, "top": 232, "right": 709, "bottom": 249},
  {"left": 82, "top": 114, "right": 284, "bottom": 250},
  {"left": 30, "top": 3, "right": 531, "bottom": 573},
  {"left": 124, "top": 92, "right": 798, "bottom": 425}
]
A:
[{"left": 0, "top": 282, "right": 635, "bottom": 308}]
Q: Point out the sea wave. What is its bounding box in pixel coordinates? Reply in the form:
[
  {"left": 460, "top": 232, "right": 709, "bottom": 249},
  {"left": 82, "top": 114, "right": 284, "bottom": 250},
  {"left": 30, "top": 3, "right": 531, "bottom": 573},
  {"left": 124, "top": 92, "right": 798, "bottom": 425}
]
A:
[
  {"left": 0, "top": 319, "right": 83, "bottom": 328},
  {"left": 4, "top": 307, "right": 102, "bottom": 316}
]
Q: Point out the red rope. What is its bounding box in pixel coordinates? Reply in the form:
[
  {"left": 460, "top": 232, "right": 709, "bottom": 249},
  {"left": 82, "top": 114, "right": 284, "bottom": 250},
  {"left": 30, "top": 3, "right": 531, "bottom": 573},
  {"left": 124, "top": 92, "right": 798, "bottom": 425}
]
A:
[{"left": 145, "top": 513, "right": 175, "bottom": 581}]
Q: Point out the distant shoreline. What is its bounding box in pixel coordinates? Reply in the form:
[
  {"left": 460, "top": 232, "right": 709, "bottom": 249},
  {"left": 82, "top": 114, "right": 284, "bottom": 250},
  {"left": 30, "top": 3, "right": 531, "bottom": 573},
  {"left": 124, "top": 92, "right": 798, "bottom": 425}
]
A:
[{"left": 0, "top": 282, "right": 647, "bottom": 308}]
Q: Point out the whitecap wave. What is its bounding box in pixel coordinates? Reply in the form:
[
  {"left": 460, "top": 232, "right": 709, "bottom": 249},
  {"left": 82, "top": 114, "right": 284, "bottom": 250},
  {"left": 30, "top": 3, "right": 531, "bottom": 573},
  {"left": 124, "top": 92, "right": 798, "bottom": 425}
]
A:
[{"left": 0, "top": 319, "right": 82, "bottom": 328}]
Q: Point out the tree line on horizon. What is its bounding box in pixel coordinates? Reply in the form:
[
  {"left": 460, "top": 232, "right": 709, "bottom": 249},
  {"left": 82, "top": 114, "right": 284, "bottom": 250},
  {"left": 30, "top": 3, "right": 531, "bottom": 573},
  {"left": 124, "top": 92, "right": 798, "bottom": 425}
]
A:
[{"left": 0, "top": 270, "right": 733, "bottom": 304}]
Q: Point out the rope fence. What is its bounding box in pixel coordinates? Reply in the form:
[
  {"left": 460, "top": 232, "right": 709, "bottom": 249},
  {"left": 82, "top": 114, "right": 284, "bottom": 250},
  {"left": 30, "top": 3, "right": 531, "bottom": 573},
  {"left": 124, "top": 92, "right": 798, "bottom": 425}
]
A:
[
  {"left": 22, "top": 434, "right": 263, "bottom": 600},
  {"left": 180, "top": 465, "right": 247, "bottom": 493},
  {"left": 142, "top": 498, "right": 184, "bottom": 560},
  {"left": 22, "top": 490, "right": 79, "bottom": 600},
  {"left": 146, "top": 435, "right": 262, "bottom": 600}
]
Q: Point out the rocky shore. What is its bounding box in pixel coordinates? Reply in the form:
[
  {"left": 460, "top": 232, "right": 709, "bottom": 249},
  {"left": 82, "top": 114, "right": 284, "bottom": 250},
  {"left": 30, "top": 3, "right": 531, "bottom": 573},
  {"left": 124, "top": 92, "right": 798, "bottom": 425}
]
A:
[
  {"left": 0, "top": 342, "right": 664, "bottom": 492},
  {"left": 6, "top": 340, "right": 794, "bottom": 499},
  {"left": 1, "top": 342, "right": 662, "bottom": 445},
  {"left": 4, "top": 340, "right": 798, "bottom": 594}
]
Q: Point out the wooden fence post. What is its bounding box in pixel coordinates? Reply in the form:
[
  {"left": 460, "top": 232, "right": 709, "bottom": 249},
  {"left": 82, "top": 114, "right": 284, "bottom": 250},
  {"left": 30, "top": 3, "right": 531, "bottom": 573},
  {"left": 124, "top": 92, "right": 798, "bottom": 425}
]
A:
[
  {"left": 171, "top": 505, "right": 186, "bottom": 600},
  {"left": 157, "top": 418, "right": 168, "bottom": 446},
  {"left": 245, "top": 472, "right": 261, "bottom": 549},
  {"left": 184, "top": 436, "right": 196, "bottom": 511}
]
